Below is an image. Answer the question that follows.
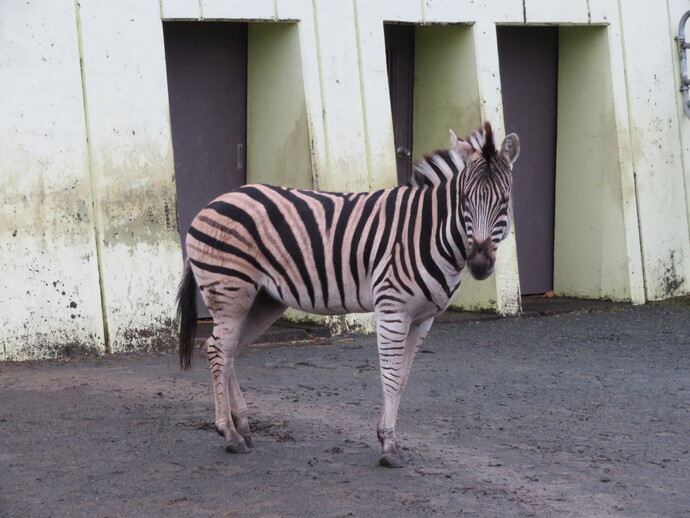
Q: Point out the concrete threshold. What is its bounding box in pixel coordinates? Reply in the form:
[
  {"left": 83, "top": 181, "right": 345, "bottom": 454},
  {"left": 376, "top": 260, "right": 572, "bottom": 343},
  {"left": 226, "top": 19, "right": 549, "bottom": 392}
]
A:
[{"left": 519, "top": 295, "right": 627, "bottom": 317}]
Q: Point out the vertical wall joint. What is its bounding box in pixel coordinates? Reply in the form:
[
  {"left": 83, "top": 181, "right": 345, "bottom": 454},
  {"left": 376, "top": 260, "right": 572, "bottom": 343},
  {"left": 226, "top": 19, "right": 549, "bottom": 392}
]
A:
[{"left": 74, "top": 0, "right": 111, "bottom": 352}]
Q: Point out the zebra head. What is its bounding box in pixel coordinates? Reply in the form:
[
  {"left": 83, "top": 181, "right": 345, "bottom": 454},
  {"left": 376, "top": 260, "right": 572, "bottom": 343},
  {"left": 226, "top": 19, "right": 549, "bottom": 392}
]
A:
[{"left": 452, "top": 122, "right": 520, "bottom": 281}]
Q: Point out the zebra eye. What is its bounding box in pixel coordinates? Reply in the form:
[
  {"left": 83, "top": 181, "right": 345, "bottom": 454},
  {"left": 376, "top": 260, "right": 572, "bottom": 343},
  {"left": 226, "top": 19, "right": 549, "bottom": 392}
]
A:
[{"left": 501, "top": 194, "right": 510, "bottom": 204}]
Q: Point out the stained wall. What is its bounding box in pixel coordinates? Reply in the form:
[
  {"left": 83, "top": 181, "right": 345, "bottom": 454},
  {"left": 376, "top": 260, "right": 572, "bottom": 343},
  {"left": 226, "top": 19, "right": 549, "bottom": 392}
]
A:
[{"left": 2, "top": 0, "right": 688, "bottom": 359}]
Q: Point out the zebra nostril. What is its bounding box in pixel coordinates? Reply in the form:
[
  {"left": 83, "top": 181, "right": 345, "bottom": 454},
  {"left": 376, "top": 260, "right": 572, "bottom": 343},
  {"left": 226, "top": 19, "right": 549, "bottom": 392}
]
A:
[
  {"left": 469, "top": 238, "right": 490, "bottom": 257},
  {"left": 467, "top": 256, "right": 494, "bottom": 280},
  {"left": 467, "top": 241, "right": 495, "bottom": 281}
]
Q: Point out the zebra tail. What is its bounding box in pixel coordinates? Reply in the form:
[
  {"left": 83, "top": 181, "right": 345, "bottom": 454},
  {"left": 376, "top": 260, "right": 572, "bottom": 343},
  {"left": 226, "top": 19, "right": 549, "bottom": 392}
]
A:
[{"left": 177, "top": 258, "right": 198, "bottom": 371}]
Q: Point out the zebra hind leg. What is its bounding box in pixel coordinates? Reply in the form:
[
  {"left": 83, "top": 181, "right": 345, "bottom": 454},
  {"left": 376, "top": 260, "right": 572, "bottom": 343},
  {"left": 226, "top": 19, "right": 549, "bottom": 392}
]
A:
[
  {"left": 206, "top": 326, "right": 251, "bottom": 454},
  {"left": 227, "top": 291, "right": 287, "bottom": 449}
]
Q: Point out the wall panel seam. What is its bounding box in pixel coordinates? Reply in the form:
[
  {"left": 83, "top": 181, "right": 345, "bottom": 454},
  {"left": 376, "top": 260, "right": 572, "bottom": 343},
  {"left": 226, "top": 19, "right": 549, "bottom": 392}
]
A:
[{"left": 74, "top": 0, "right": 111, "bottom": 352}]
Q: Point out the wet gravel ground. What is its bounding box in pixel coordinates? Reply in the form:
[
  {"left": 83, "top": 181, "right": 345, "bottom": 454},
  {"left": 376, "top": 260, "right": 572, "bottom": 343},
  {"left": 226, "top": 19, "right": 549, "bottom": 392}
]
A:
[{"left": 1, "top": 304, "right": 689, "bottom": 517}]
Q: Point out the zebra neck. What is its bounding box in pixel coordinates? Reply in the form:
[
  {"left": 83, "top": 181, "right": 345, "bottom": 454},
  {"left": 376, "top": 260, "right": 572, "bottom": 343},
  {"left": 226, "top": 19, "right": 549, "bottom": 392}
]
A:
[
  {"left": 436, "top": 178, "right": 468, "bottom": 274},
  {"left": 411, "top": 149, "right": 461, "bottom": 186},
  {"left": 440, "top": 215, "right": 468, "bottom": 271}
]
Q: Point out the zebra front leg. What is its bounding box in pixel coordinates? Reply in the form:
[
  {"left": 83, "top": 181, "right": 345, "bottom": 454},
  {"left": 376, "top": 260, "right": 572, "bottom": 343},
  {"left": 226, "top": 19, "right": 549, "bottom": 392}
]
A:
[
  {"left": 399, "top": 317, "right": 434, "bottom": 391},
  {"left": 207, "top": 333, "right": 250, "bottom": 454},
  {"left": 375, "top": 316, "right": 434, "bottom": 467},
  {"left": 375, "top": 314, "right": 412, "bottom": 468}
]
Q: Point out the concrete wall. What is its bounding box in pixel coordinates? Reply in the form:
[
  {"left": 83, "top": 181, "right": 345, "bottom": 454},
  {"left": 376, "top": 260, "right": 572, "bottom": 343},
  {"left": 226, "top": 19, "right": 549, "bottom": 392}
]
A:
[
  {"left": 0, "top": 2, "right": 105, "bottom": 359},
  {"left": 77, "top": 0, "right": 181, "bottom": 354},
  {"left": 672, "top": 0, "right": 690, "bottom": 265},
  {"left": 618, "top": 0, "right": 690, "bottom": 300},
  {"left": 2, "top": 0, "right": 689, "bottom": 360}
]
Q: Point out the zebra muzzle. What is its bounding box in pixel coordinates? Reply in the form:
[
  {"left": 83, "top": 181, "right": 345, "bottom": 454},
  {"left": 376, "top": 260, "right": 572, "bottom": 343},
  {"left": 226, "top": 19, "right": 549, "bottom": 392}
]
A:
[{"left": 467, "top": 240, "right": 495, "bottom": 281}]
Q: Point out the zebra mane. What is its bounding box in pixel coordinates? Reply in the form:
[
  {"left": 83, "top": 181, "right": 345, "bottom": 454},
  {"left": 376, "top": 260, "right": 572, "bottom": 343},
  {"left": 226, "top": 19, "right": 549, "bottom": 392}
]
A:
[
  {"left": 468, "top": 121, "right": 497, "bottom": 162},
  {"left": 409, "top": 122, "right": 498, "bottom": 187},
  {"left": 409, "top": 149, "right": 463, "bottom": 187}
]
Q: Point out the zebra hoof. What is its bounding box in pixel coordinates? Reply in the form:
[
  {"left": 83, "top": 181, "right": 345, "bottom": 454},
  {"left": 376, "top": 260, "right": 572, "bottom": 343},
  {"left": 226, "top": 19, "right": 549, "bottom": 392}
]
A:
[
  {"left": 379, "top": 452, "right": 405, "bottom": 468},
  {"left": 221, "top": 428, "right": 251, "bottom": 454},
  {"left": 243, "top": 435, "right": 253, "bottom": 449},
  {"left": 225, "top": 439, "right": 251, "bottom": 454},
  {"left": 379, "top": 444, "right": 406, "bottom": 468}
]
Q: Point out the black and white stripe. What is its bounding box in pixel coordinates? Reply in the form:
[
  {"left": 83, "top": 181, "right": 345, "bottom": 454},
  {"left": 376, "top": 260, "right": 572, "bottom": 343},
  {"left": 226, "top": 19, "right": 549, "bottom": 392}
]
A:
[{"left": 177, "top": 122, "right": 520, "bottom": 467}]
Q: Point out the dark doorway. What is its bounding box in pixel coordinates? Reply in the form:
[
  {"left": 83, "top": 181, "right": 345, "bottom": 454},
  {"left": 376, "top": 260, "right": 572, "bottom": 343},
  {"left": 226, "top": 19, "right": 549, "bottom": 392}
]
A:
[
  {"left": 163, "top": 22, "right": 248, "bottom": 315},
  {"left": 497, "top": 27, "right": 559, "bottom": 295},
  {"left": 384, "top": 24, "right": 415, "bottom": 185}
]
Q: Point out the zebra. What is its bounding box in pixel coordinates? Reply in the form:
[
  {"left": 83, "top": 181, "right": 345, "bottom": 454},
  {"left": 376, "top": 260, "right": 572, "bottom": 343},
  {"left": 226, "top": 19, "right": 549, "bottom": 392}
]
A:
[{"left": 176, "top": 122, "right": 520, "bottom": 467}]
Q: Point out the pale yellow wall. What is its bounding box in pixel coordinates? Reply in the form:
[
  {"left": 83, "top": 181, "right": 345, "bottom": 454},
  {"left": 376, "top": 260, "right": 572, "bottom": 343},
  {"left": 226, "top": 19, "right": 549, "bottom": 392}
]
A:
[
  {"left": 412, "top": 24, "right": 510, "bottom": 313},
  {"left": 554, "top": 27, "right": 632, "bottom": 301},
  {"left": 352, "top": 2, "right": 399, "bottom": 191},
  {"left": 524, "top": 0, "right": 589, "bottom": 23},
  {"left": 472, "top": 18, "right": 524, "bottom": 315},
  {"left": 413, "top": 25, "right": 481, "bottom": 161},
  {"left": 3, "top": 0, "right": 690, "bottom": 360},
  {"left": 247, "top": 23, "right": 313, "bottom": 189},
  {"left": 308, "top": 2, "right": 371, "bottom": 192}
]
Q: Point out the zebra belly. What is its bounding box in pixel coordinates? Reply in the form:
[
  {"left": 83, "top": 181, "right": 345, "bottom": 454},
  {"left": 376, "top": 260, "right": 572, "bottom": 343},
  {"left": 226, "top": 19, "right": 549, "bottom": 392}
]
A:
[
  {"left": 187, "top": 231, "right": 377, "bottom": 316},
  {"left": 259, "top": 275, "right": 375, "bottom": 316}
]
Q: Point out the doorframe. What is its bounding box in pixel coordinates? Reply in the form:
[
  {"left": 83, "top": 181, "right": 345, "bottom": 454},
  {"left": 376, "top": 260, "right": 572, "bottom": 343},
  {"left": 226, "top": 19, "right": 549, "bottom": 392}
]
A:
[{"left": 553, "top": 25, "right": 642, "bottom": 302}]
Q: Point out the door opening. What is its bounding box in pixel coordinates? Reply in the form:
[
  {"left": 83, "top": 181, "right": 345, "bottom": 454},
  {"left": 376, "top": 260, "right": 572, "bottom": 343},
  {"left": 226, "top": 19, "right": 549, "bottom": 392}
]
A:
[
  {"left": 384, "top": 24, "right": 415, "bottom": 185},
  {"left": 497, "top": 26, "right": 559, "bottom": 296},
  {"left": 163, "top": 21, "right": 248, "bottom": 316}
]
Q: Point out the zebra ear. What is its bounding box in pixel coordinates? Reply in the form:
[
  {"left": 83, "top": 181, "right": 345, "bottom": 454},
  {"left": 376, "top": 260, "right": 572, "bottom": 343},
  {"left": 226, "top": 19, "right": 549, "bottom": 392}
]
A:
[
  {"left": 499, "top": 133, "right": 520, "bottom": 166},
  {"left": 449, "top": 129, "right": 473, "bottom": 158},
  {"left": 449, "top": 129, "right": 460, "bottom": 147}
]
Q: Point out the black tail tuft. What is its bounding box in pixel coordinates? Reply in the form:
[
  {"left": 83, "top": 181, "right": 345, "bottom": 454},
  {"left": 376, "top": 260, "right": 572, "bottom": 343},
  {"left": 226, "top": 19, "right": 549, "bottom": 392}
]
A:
[{"left": 176, "top": 258, "right": 198, "bottom": 371}]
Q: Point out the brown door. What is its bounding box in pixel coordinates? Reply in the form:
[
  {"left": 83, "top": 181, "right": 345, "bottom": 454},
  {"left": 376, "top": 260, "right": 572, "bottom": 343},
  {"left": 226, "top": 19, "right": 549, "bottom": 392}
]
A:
[
  {"left": 384, "top": 24, "right": 415, "bottom": 185},
  {"left": 497, "top": 27, "right": 559, "bottom": 295},
  {"left": 163, "top": 22, "right": 248, "bottom": 315}
]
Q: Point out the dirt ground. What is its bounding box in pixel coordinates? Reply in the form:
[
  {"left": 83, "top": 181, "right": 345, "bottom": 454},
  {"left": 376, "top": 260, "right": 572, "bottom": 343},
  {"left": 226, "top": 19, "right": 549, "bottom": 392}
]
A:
[{"left": 1, "top": 304, "right": 689, "bottom": 518}]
